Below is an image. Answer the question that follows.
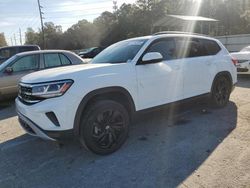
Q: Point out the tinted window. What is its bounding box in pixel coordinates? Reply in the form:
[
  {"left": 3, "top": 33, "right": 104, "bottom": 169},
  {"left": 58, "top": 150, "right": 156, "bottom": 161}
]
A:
[
  {"left": 201, "top": 39, "right": 221, "bottom": 55},
  {"left": 175, "top": 38, "right": 208, "bottom": 58},
  {"left": 0, "top": 48, "right": 16, "bottom": 59},
  {"left": 92, "top": 39, "right": 147, "bottom": 64},
  {"left": 59, "top": 54, "right": 71, "bottom": 65},
  {"left": 11, "top": 55, "right": 39, "bottom": 72},
  {"left": 18, "top": 46, "right": 38, "bottom": 53},
  {"left": 147, "top": 39, "right": 176, "bottom": 60},
  {"left": 44, "top": 53, "right": 61, "bottom": 68}
]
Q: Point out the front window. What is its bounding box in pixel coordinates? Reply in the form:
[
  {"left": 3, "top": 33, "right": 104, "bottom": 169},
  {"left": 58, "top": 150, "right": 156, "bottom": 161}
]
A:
[
  {"left": 91, "top": 39, "right": 147, "bottom": 64},
  {"left": 11, "top": 55, "right": 39, "bottom": 72}
]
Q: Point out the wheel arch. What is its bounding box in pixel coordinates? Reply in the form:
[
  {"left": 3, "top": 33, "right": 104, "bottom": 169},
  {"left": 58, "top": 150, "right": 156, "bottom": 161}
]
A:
[
  {"left": 73, "top": 86, "right": 136, "bottom": 136},
  {"left": 211, "top": 71, "right": 233, "bottom": 92}
]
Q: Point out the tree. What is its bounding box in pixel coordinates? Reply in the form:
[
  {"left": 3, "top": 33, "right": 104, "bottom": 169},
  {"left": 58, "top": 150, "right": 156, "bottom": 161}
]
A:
[
  {"left": 25, "top": 28, "right": 39, "bottom": 45},
  {"left": 0, "top": 33, "right": 7, "bottom": 47},
  {"left": 64, "top": 19, "right": 100, "bottom": 50}
]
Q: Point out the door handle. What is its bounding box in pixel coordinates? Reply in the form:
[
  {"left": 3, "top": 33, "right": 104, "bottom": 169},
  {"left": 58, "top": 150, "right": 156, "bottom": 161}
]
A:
[{"left": 206, "top": 62, "right": 212, "bottom": 65}]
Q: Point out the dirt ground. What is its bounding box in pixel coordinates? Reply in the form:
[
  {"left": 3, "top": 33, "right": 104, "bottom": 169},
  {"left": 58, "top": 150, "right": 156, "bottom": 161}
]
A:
[{"left": 0, "top": 76, "right": 250, "bottom": 188}]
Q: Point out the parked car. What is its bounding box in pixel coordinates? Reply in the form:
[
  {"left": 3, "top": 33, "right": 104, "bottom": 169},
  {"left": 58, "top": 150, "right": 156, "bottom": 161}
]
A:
[
  {"left": 0, "top": 50, "right": 84, "bottom": 100},
  {"left": 231, "top": 46, "right": 250, "bottom": 74},
  {"left": 16, "top": 32, "right": 237, "bottom": 155},
  {"left": 78, "top": 47, "right": 104, "bottom": 59},
  {"left": 0, "top": 45, "right": 40, "bottom": 64}
]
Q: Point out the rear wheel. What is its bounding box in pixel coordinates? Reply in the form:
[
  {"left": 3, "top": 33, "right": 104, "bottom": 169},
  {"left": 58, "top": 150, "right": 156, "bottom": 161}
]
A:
[
  {"left": 211, "top": 76, "right": 231, "bottom": 108},
  {"left": 79, "top": 100, "right": 129, "bottom": 155}
]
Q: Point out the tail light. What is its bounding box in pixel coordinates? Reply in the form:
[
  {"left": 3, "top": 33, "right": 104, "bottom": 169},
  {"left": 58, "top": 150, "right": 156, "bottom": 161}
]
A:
[{"left": 232, "top": 58, "right": 238, "bottom": 66}]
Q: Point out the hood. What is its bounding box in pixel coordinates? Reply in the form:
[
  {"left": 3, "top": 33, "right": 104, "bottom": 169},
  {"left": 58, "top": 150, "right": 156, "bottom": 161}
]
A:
[
  {"left": 230, "top": 51, "right": 250, "bottom": 60},
  {"left": 21, "top": 63, "right": 113, "bottom": 83}
]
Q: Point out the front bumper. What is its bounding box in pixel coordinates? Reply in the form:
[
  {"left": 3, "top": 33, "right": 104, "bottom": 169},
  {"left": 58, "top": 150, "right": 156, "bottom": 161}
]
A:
[
  {"left": 18, "top": 112, "right": 56, "bottom": 141},
  {"left": 16, "top": 97, "right": 76, "bottom": 140},
  {"left": 18, "top": 111, "right": 74, "bottom": 140}
]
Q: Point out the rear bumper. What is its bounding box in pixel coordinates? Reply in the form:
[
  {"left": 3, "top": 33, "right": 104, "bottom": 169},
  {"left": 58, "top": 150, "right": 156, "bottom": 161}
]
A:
[{"left": 18, "top": 111, "right": 74, "bottom": 141}]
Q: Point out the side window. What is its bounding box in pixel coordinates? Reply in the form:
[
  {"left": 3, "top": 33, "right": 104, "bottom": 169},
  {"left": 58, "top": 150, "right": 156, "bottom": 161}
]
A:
[
  {"left": 0, "top": 48, "right": 16, "bottom": 59},
  {"left": 59, "top": 54, "right": 71, "bottom": 65},
  {"left": 201, "top": 39, "right": 221, "bottom": 55},
  {"left": 11, "top": 55, "right": 39, "bottom": 72},
  {"left": 147, "top": 39, "right": 176, "bottom": 60},
  {"left": 19, "top": 47, "right": 36, "bottom": 53},
  {"left": 44, "top": 53, "right": 61, "bottom": 68},
  {"left": 175, "top": 38, "right": 208, "bottom": 58}
]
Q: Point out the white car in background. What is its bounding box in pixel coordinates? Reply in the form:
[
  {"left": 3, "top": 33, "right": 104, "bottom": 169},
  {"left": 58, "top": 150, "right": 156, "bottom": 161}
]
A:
[{"left": 231, "top": 46, "right": 250, "bottom": 74}]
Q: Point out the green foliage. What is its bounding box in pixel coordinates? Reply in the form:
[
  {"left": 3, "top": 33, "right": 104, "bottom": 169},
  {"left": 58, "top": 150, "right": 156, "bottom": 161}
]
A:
[
  {"left": 23, "top": 0, "right": 250, "bottom": 50},
  {"left": 0, "top": 33, "right": 7, "bottom": 47}
]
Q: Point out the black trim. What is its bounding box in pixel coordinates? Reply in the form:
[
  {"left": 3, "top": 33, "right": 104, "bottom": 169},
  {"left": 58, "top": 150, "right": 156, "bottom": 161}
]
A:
[
  {"left": 18, "top": 112, "right": 74, "bottom": 139},
  {"left": 73, "top": 86, "right": 135, "bottom": 136},
  {"left": 135, "top": 93, "right": 211, "bottom": 114},
  {"left": 45, "top": 129, "right": 74, "bottom": 139},
  {"left": 237, "top": 68, "right": 249, "bottom": 72}
]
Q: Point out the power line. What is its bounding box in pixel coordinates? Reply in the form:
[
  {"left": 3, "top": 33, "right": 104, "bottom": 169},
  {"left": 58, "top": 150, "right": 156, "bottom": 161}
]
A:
[
  {"left": 45, "top": 12, "right": 105, "bottom": 19},
  {"left": 42, "top": 0, "right": 112, "bottom": 8},
  {"left": 37, "top": 0, "right": 45, "bottom": 49},
  {"left": 19, "top": 28, "right": 22, "bottom": 45},
  {"left": 44, "top": 6, "right": 112, "bottom": 14}
]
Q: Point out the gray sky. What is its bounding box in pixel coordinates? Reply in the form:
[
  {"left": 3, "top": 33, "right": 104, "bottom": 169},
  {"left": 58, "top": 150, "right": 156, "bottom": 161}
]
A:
[{"left": 0, "top": 0, "right": 136, "bottom": 45}]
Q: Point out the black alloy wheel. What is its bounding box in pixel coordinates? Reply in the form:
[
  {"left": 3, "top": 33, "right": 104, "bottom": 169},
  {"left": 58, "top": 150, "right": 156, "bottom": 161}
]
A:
[
  {"left": 212, "top": 76, "right": 231, "bottom": 108},
  {"left": 80, "top": 100, "right": 129, "bottom": 155}
]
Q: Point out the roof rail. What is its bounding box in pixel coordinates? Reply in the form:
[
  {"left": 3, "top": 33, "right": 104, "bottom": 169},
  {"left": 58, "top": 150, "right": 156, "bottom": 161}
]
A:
[{"left": 153, "top": 31, "right": 208, "bottom": 37}]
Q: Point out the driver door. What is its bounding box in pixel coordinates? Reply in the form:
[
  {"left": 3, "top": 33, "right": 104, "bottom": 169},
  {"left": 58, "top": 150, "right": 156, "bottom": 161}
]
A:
[
  {"left": 0, "top": 54, "right": 39, "bottom": 96},
  {"left": 135, "top": 38, "right": 183, "bottom": 110}
]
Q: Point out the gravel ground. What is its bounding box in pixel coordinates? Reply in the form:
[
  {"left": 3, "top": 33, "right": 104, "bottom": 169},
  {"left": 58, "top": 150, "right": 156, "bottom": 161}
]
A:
[{"left": 0, "top": 76, "right": 250, "bottom": 188}]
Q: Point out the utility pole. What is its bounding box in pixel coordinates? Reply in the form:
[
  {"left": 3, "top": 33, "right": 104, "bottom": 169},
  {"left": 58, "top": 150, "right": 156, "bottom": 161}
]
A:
[
  {"left": 37, "top": 0, "right": 45, "bottom": 49},
  {"left": 11, "top": 38, "right": 13, "bottom": 46},
  {"left": 14, "top": 34, "right": 17, "bottom": 45},
  {"left": 19, "top": 28, "right": 22, "bottom": 45}
]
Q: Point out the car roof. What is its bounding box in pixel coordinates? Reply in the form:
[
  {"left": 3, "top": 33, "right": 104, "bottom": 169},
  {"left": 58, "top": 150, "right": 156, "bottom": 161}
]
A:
[
  {"left": 16, "top": 50, "right": 74, "bottom": 56},
  {"left": 124, "top": 32, "right": 217, "bottom": 42}
]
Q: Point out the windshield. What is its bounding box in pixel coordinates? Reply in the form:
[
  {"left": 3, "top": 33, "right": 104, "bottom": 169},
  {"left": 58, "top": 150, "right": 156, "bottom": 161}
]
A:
[
  {"left": 91, "top": 39, "right": 147, "bottom": 64},
  {"left": 0, "top": 55, "right": 17, "bottom": 71}
]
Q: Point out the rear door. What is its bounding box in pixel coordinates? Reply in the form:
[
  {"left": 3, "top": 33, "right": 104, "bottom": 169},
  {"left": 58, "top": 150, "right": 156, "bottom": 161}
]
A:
[
  {"left": 42, "top": 53, "right": 71, "bottom": 69},
  {"left": 177, "top": 37, "right": 218, "bottom": 99}
]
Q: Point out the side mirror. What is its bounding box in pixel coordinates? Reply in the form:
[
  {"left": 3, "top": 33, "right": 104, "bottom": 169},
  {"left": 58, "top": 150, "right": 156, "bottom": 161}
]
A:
[
  {"left": 141, "top": 52, "right": 163, "bottom": 64},
  {"left": 4, "top": 67, "right": 13, "bottom": 74}
]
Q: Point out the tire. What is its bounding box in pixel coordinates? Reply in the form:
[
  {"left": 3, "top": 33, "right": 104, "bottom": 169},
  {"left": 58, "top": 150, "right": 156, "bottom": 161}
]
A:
[
  {"left": 211, "top": 76, "right": 231, "bottom": 108},
  {"left": 79, "top": 100, "right": 129, "bottom": 155}
]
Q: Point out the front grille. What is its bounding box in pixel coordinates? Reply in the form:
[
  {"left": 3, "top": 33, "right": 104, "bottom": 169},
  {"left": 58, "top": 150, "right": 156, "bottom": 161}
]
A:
[{"left": 18, "top": 84, "right": 41, "bottom": 104}]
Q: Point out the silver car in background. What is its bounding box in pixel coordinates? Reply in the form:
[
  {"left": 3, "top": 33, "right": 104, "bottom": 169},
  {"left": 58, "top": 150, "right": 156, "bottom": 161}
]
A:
[{"left": 0, "top": 50, "right": 85, "bottom": 100}]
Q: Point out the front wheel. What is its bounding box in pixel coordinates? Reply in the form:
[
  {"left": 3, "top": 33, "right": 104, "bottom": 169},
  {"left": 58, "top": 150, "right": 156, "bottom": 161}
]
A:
[
  {"left": 211, "top": 76, "right": 231, "bottom": 108},
  {"left": 79, "top": 100, "right": 129, "bottom": 155}
]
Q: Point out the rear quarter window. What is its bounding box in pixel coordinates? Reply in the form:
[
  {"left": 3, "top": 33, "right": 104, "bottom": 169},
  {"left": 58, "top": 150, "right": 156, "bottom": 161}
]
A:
[
  {"left": 18, "top": 46, "right": 39, "bottom": 53},
  {"left": 201, "top": 39, "right": 221, "bottom": 55}
]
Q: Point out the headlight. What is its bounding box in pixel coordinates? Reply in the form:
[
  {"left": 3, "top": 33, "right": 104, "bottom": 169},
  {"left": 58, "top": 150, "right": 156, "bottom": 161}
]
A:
[
  {"left": 19, "top": 80, "right": 73, "bottom": 103},
  {"left": 31, "top": 80, "right": 73, "bottom": 98}
]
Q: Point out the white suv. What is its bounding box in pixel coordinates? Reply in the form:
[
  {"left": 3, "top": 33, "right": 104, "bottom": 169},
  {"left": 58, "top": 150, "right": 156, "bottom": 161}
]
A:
[{"left": 16, "top": 33, "right": 237, "bottom": 155}]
